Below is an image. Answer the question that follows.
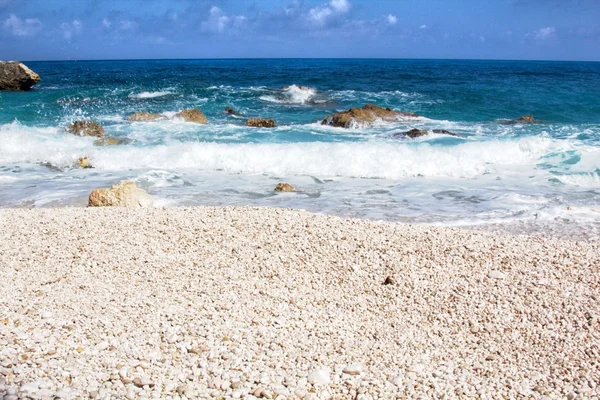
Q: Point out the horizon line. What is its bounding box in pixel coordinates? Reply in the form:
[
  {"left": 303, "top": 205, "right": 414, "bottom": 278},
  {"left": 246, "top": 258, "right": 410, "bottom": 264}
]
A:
[{"left": 14, "top": 57, "right": 600, "bottom": 63}]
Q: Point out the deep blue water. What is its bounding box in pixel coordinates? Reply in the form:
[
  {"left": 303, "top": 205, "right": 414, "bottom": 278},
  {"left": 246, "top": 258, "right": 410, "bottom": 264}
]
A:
[{"left": 1, "top": 59, "right": 599, "bottom": 236}]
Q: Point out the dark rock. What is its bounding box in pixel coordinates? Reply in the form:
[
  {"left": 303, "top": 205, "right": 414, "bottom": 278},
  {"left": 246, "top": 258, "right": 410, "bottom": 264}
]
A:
[
  {"left": 383, "top": 276, "right": 396, "bottom": 285},
  {"left": 322, "top": 104, "right": 418, "bottom": 128},
  {"left": 225, "top": 107, "right": 238, "bottom": 115},
  {"left": 274, "top": 183, "right": 296, "bottom": 192},
  {"left": 0, "top": 61, "right": 40, "bottom": 91},
  {"left": 404, "top": 129, "right": 429, "bottom": 138},
  {"left": 246, "top": 118, "right": 277, "bottom": 128},
  {"left": 499, "top": 115, "right": 542, "bottom": 124},
  {"left": 66, "top": 121, "right": 105, "bottom": 137}
]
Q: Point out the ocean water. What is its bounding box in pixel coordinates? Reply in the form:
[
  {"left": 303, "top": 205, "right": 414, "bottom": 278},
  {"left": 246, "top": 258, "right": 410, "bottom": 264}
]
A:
[{"left": 1, "top": 59, "right": 599, "bottom": 237}]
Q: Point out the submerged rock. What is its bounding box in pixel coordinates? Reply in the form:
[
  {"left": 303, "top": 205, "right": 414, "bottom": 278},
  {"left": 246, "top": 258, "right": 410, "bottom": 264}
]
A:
[
  {"left": 77, "top": 157, "right": 93, "bottom": 169},
  {"left": 89, "top": 181, "right": 154, "bottom": 207},
  {"left": 404, "top": 129, "right": 428, "bottom": 138},
  {"left": 125, "top": 112, "right": 162, "bottom": 121},
  {"left": 432, "top": 129, "right": 459, "bottom": 136},
  {"left": 93, "top": 137, "right": 132, "bottom": 146},
  {"left": 499, "top": 114, "right": 542, "bottom": 124},
  {"left": 275, "top": 183, "right": 296, "bottom": 192},
  {"left": 0, "top": 61, "right": 40, "bottom": 91},
  {"left": 176, "top": 109, "right": 207, "bottom": 124},
  {"left": 394, "top": 128, "right": 460, "bottom": 139},
  {"left": 246, "top": 118, "right": 277, "bottom": 128},
  {"left": 66, "top": 121, "right": 105, "bottom": 137},
  {"left": 225, "top": 107, "right": 238, "bottom": 115},
  {"left": 322, "top": 104, "right": 418, "bottom": 128}
]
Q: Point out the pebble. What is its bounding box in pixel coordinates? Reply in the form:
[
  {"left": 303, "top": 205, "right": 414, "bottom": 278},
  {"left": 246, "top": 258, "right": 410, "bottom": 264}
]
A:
[
  {"left": 307, "top": 369, "right": 331, "bottom": 385},
  {"left": 343, "top": 363, "right": 364, "bottom": 375},
  {"left": 488, "top": 270, "right": 506, "bottom": 279}
]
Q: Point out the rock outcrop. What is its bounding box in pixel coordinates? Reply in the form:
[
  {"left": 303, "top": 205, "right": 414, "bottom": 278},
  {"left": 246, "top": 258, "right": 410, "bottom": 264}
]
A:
[
  {"left": 66, "top": 121, "right": 105, "bottom": 137},
  {"left": 93, "top": 137, "right": 132, "bottom": 146},
  {"left": 322, "top": 104, "right": 418, "bottom": 128},
  {"left": 274, "top": 183, "right": 296, "bottom": 192},
  {"left": 88, "top": 181, "right": 154, "bottom": 207},
  {"left": 125, "top": 112, "right": 162, "bottom": 121},
  {"left": 77, "top": 157, "right": 93, "bottom": 169},
  {"left": 176, "top": 109, "right": 207, "bottom": 124},
  {"left": 394, "top": 128, "right": 460, "bottom": 139},
  {"left": 0, "top": 61, "right": 40, "bottom": 91},
  {"left": 499, "top": 115, "right": 542, "bottom": 124},
  {"left": 246, "top": 118, "right": 277, "bottom": 128}
]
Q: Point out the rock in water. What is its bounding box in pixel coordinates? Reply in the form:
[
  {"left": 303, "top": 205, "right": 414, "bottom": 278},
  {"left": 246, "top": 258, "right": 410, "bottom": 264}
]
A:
[
  {"left": 275, "top": 183, "right": 296, "bottom": 192},
  {"left": 125, "top": 112, "right": 162, "bottom": 121},
  {"left": 322, "top": 104, "right": 418, "bottom": 128},
  {"left": 0, "top": 61, "right": 40, "bottom": 91},
  {"left": 89, "top": 181, "right": 154, "bottom": 207},
  {"left": 404, "top": 129, "right": 429, "bottom": 138},
  {"left": 93, "top": 137, "right": 132, "bottom": 146},
  {"left": 516, "top": 115, "right": 535, "bottom": 123},
  {"left": 432, "top": 129, "right": 459, "bottom": 136},
  {"left": 499, "top": 114, "right": 542, "bottom": 125},
  {"left": 225, "top": 107, "right": 238, "bottom": 115},
  {"left": 176, "top": 109, "right": 207, "bottom": 124},
  {"left": 246, "top": 118, "right": 277, "bottom": 128},
  {"left": 77, "top": 157, "right": 93, "bottom": 169},
  {"left": 66, "top": 121, "right": 106, "bottom": 137}
]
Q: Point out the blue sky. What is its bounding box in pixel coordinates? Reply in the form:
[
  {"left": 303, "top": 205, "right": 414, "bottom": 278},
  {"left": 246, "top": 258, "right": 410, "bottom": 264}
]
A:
[{"left": 1, "top": 0, "right": 599, "bottom": 61}]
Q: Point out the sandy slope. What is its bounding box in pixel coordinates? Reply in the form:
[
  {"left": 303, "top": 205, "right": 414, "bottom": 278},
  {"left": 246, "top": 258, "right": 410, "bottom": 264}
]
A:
[{"left": 0, "top": 206, "right": 599, "bottom": 399}]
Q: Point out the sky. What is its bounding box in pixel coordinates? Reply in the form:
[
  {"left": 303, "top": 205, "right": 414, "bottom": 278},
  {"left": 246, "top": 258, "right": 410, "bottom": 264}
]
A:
[{"left": 0, "top": 0, "right": 599, "bottom": 61}]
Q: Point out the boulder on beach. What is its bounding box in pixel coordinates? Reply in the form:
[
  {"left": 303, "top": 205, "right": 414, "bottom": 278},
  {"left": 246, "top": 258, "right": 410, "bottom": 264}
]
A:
[
  {"left": 176, "top": 109, "right": 207, "bottom": 124},
  {"left": 77, "top": 157, "right": 93, "bottom": 169},
  {"left": 125, "top": 112, "right": 162, "bottom": 121},
  {"left": 274, "top": 183, "right": 296, "bottom": 192},
  {"left": 66, "top": 121, "right": 106, "bottom": 137},
  {"left": 93, "top": 137, "right": 132, "bottom": 146},
  {"left": 89, "top": 181, "right": 154, "bottom": 207},
  {"left": 0, "top": 61, "right": 41, "bottom": 91},
  {"left": 246, "top": 118, "right": 277, "bottom": 128},
  {"left": 322, "top": 104, "right": 418, "bottom": 128}
]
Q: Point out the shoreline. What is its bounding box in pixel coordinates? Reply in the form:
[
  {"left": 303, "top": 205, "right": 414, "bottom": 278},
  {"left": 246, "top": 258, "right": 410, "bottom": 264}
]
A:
[{"left": 1, "top": 206, "right": 599, "bottom": 398}]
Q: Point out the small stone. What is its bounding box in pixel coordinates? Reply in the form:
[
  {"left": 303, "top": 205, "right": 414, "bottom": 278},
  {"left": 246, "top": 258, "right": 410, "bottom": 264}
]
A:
[
  {"left": 78, "top": 157, "right": 93, "bottom": 169},
  {"left": 307, "top": 369, "right": 331, "bottom": 385},
  {"left": 383, "top": 276, "right": 396, "bottom": 285},
  {"left": 133, "top": 376, "right": 154, "bottom": 388},
  {"left": 488, "top": 270, "right": 505, "bottom": 279},
  {"left": 343, "top": 363, "right": 364, "bottom": 375},
  {"left": 274, "top": 183, "right": 296, "bottom": 192}
]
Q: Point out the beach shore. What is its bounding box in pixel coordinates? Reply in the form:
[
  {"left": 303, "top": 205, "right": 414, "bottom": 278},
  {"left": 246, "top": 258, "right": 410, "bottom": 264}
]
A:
[{"left": 1, "top": 206, "right": 599, "bottom": 399}]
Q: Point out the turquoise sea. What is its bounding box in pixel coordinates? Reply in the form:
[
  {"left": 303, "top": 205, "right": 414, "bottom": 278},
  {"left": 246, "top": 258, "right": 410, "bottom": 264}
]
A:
[{"left": 1, "top": 59, "right": 599, "bottom": 236}]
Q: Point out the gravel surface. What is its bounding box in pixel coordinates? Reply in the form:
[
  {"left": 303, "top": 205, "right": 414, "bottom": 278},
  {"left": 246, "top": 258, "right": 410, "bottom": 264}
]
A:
[{"left": 1, "top": 206, "right": 599, "bottom": 399}]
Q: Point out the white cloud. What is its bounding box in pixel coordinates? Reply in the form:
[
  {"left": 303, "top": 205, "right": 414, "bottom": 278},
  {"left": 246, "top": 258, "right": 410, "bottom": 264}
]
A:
[
  {"left": 330, "top": 0, "right": 350, "bottom": 13},
  {"left": 2, "top": 13, "right": 42, "bottom": 37},
  {"left": 101, "top": 18, "right": 111, "bottom": 29},
  {"left": 387, "top": 14, "right": 397, "bottom": 25},
  {"left": 420, "top": 24, "right": 428, "bottom": 29},
  {"left": 535, "top": 26, "right": 556, "bottom": 40},
  {"left": 201, "top": 6, "right": 247, "bottom": 34},
  {"left": 60, "top": 19, "right": 82, "bottom": 40},
  {"left": 308, "top": 0, "right": 351, "bottom": 26}
]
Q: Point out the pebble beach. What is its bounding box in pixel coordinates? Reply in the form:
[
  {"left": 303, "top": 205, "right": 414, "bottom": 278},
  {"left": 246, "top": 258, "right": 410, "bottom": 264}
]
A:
[{"left": 1, "top": 206, "right": 599, "bottom": 399}]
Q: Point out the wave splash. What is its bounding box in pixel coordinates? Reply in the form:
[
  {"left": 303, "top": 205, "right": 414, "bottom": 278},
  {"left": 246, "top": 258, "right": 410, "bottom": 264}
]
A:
[{"left": 260, "top": 85, "right": 318, "bottom": 105}]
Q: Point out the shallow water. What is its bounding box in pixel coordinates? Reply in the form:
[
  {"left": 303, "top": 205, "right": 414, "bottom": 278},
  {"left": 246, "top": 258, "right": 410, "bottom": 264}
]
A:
[{"left": 1, "top": 59, "right": 599, "bottom": 236}]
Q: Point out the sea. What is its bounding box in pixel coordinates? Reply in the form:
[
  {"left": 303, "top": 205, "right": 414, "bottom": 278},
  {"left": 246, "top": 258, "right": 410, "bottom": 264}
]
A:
[{"left": 1, "top": 59, "right": 599, "bottom": 239}]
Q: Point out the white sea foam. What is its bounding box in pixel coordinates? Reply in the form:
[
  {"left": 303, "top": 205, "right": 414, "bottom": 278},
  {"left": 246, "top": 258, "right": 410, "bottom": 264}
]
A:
[
  {"left": 128, "top": 91, "right": 173, "bottom": 99},
  {"left": 260, "top": 85, "right": 317, "bottom": 104}
]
